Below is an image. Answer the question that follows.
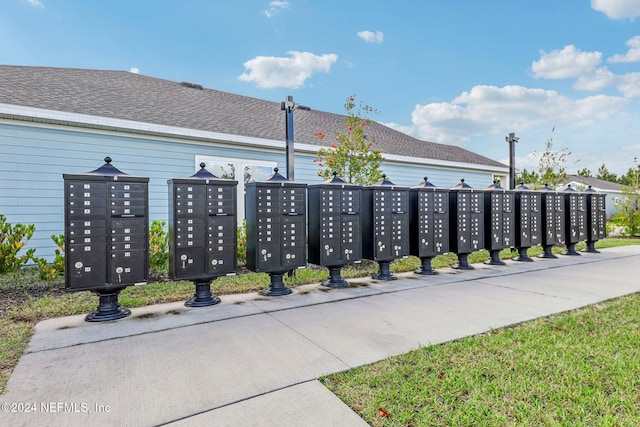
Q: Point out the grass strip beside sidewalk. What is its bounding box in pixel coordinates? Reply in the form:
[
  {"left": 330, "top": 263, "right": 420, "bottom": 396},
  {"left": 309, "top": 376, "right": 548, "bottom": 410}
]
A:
[{"left": 324, "top": 293, "right": 640, "bottom": 426}]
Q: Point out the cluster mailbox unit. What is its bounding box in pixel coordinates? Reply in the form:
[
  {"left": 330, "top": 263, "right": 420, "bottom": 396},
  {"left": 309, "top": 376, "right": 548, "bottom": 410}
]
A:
[
  {"left": 585, "top": 186, "right": 607, "bottom": 252},
  {"left": 449, "top": 179, "right": 484, "bottom": 269},
  {"left": 362, "top": 175, "right": 409, "bottom": 280},
  {"left": 64, "top": 157, "right": 149, "bottom": 322},
  {"left": 168, "top": 164, "right": 238, "bottom": 307},
  {"left": 513, "top": 183, "right": 542, "bottom": 261},
  {"left": 409, "top": 177, "right": 449, "bottom": 275},
  {"left": 483, "top": 181, "right": 514, "bottom": 265},
  {"left": 245, "top": 168, "right": 307, "bottom": 295},
  {"left": 308, "top": 172, "right": 362, "bottom": 288},
  {"left": 562, "top": 185, "right": 587, "bottom": 255},
  {"left": 539, "top": 184, "right": 565, "bottom": 258}
]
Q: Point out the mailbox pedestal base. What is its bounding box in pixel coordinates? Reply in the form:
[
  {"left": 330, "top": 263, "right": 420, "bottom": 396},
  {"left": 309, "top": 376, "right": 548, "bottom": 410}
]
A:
[
  {"left": 85, "top": 289, "right": 131, "bottom": 322},
  {"left": 485, "top": 250, "right": 505, "bottom": 266},
  {"left": 584, "top": 241, "right": 600, "bottom": 253},
  {"left": 373, "top": 261, "right": 397, "bottom": 281},
  {"left": 452, "top": 253, "right": 474, "bottom": 270},
  {"left": 261, "top": 272, "right": 293, "bottom": 296},
  {"left": 539, "top": 245, "right": 558, "bottom": 259},
  {"left": 563, "top": 243, "right": 581, "bottom": 256},
  {"left": 514, "top": 247, "right": 533, "bottom": 262},
  {"left": 415, "top": 257, "right": 438, "bottom": 275},
  {"left": 322, "top": 267, "right": 349, "bottom": 288},
  {"left": 185, "top": 279, "right": 221, "bottom": 307}
]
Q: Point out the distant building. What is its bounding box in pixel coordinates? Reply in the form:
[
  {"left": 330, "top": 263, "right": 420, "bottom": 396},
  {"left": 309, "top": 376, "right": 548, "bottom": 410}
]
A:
[
  {"left": 0, "top": 65, "right": 508, "bottom": 260},
  {"left": 562, "top": 174, "right": 624, "bottom": 218}
]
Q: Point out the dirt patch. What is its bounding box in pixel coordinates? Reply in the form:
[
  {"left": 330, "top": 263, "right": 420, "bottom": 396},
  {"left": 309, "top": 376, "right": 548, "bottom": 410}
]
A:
[{"left": 0, "top": 282, "right": 66, "bottom": 317}]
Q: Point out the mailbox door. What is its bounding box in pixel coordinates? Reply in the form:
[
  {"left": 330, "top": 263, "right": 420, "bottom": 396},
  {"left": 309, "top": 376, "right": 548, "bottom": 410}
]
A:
[
  {"left": 373, "top": 189, "right": 393, "bottom": 260},
  {"left": 530, "top": 194, "right": 542, "bottom": 246},
  {"left": 518, "top": 193, "right": 532, "bottom": 247},
  {"left": 207, "top": 215, "right": 236, "bottom": 275},
  {"left": 320, "top": 213, "right": 342, "bottom": 265},
  {"left": 341, "top": 214, "right": 360, "bottom": 263},
  {"left": 108, "top": 217, "right": 147, "bottom": 285},
  {"left": 542, "top": 194, "right": 556, "bottom": 245},
  {"left": 255, "top": 216, "right": 281, "bottom": 272},
  {"left": 66, "top": 247, "right": 107, "bottom": 290},
  {"left": 282, "top": 214, "right": 306, "bottom": 269},
  {"left": 469, "top": 192, "right": 483, "bottom": 251},
  {"left": 487, "top": 193, "right": 502, "bottom": 250},
  {"left": 454, "top": 192, "right": 471, "bottom": 253},
  {"left": 415, "top": 191, "right": 433, "bottom": 257},
  {"left": 433, "top": 191, "right": 449, "bottom": 254}
]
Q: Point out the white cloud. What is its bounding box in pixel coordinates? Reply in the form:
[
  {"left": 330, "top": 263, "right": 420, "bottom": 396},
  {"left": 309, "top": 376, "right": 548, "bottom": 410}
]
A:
[
  {"left": 263, "top": 1, "right": 289, "bottom": 18},
  {"left": 238, "top": 51, "right": 338, "bottom": 89},
  {"left": 26, "top": 0, "right": 44, "bottom": 7},
  {"left": 618, "top": 72, "right": 640, "bottom": 97},
  {"left": 608, "top": 35, "right": 640, "bottom": 63},
  {"left": 591, "top": 0, "right": 640, "bottom": 20},
  {"left": 408, "top": 85, "right": 628, "bottom": 145},
  {"left": 129, "top": 67, "right": 140, "bottom": 74},
  {"left": 532, "top": 45, "right": 602, "bottom": 79},
  {"left": 573, "top": 67, "right": 618, "bottom": 91},
  {"left": 357, "top": 30, "right": 384, "bottom": 44}
]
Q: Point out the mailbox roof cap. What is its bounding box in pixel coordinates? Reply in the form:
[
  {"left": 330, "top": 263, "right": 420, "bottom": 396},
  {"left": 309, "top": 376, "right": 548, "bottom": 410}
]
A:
[
  {"left": 539, "top": 184, "right": 555, "bottom": 192},
  {"left": 264, "top": 167, "right": 289, "bottom": 182},
  {"left": 451, "top": 178, "right": 473, "bottom": 190},
  {"left": 88, "top": 156, "right": 126, "bottom": 176},
  {"left": 369, "top": 174, "right": 407, "bottom": 189},
  {"left": 514, "top": 182, "right": 533, "bottom": 191},
  {"left": 318, "top": 172, "right": 361, "bottom": 188},
  {"left": 412, "top": 176, "right": 439, "bottom": 190},
  {"left": 485, "top": 180, "right": 506, "bottom": 191},
  {"left": 584, "top": 185, "right": 599, "bottom": 193}
]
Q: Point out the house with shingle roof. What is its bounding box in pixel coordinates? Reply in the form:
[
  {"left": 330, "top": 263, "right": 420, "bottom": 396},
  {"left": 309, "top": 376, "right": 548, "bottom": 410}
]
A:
[
  {"left": 0, "top": 65, "right": 508, "bottom": 260},
  {"left": 561, "top": 174, "right": 624, "bottom": 218}
]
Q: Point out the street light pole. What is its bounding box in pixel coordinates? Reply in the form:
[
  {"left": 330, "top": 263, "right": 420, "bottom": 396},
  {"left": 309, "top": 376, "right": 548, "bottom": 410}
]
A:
[
  {"left": 281, "top": 95, "right": 310, "bottom": 181},
  {"left": 506, "top": 132, "right": 519, "bottom": 189}
]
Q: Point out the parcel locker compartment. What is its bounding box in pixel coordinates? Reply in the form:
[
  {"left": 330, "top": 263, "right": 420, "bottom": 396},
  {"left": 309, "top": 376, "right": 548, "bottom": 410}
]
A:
[
  {"left": 172, "top": 247, "right": 206, "bottom": 279},
  {"left": 66, "top": 247, "right": 107, "bottom": 290},
  {"left": 318, "top": 237, "right": 342, "bottom": 265},
  {"left": 255, "top": 243, "right": 281, "bottom": 272},
  {"left": 206, "top": 246, "right": 236, "bottom": 275},
  {"left": 108, "top": 249, "right": 147, "bottom": 285}
]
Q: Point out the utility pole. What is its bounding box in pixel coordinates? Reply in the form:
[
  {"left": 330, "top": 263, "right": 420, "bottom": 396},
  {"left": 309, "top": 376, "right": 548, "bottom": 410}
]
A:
[
  {"left": 506, "top": 132, "right": 519, "bottom": 189},
  {"left": 281, "top": 96, "right": 310, "bottom": 181}
]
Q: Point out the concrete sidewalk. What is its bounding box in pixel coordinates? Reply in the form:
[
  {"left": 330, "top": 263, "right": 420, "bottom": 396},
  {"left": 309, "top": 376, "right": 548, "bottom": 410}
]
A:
[{"left": 2, "top": 246, "right": 639, "bottom": 426}]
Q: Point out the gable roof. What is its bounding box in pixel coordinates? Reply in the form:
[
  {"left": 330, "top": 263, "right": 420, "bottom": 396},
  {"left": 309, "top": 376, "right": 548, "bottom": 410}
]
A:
[
  {"left": 564, "top": 174, "right": 624, "bottom": 192},
  {"left": 0, "top": 65, "right": 506, "bottom": 169}
]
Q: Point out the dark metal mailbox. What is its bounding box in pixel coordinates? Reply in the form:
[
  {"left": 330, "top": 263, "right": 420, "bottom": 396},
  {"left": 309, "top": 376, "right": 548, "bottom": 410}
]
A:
[
  {"left": 584, "top": 185, "right": 606, "bottom": 253},
  {"left": 483, "top": 181, "right": 514, "bottom": 265},
  {"left": 513, "top": 183, "right": 542, "bottom": 261},
  {"left": 409, "top": 177, "right": 449, "bottom": 275},
  {"left": 308, "top": 172, "right": 362, "bottom": 288},
  {"left": 538, "top": 184, "right": 565, "bottom": 258},
  {"left": 64, "top": 157, "right": 149, "bottom": 322},
  {"left": 562, "top": 184, "right": 587, "bottom": 255},
  {"left": 449, "top": 179, "right": 484, "bottom": 270},
  {"left": 246, "top": 168, "right": 307, "bottom": 295},
  {"left": 362, "top": 174, "right": 409, "bottom": 280},
  {"left": 168, "top": 163, "right": 238, "bottom": 306}
]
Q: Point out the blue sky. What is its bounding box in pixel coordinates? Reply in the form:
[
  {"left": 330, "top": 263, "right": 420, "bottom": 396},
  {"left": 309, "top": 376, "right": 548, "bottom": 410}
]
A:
[{"left": 3, "top": 0, "right": 640, "bottom": 176}]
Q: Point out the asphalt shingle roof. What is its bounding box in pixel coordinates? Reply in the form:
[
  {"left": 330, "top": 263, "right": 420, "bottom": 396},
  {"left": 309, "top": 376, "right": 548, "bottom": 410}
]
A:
[
  {"left": 564, "top": 175, "right": 624, "bottom": 192},
  {"left": 0, "top": 65, "right": 505, "bottom": 168}
]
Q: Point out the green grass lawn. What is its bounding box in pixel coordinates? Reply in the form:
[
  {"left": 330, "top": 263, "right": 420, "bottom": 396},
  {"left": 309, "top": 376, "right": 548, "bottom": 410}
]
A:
[
  {"left": 323, "top": 293, "right": 640, "bottom": 426},
  {"left": 1, "top": 238, "right": 639, "bottom": 395}
]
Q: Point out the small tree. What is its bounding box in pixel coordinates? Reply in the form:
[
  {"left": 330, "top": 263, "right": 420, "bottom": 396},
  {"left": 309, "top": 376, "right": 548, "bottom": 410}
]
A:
[
  {"left": 596, "top": 164, "right": 618, "bottom": 183},
  {"left": 577, "top": 167, "right": 592, "bottom": 177},
  {"left": 534, "top": 127, "right": 572, "bottom": 189},
  {"left": 517, "top": 168, "right": 539, "bottom": 185},
  {"left": 314, "top": 95, "right": 384, "bottom": 185},
  {"left": 613, "top": 157, "right": 640, "bottom": 236}
]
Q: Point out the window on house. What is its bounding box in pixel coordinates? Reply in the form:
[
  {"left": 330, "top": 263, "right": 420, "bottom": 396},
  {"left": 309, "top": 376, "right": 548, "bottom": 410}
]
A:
[{"left": 195, "top": 155, "right": 277, "bottom": 224}]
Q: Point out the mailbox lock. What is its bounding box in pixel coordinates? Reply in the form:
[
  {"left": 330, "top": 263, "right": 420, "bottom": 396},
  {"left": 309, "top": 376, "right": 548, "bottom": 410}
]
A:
[
  {"left": 286, "top": 253, "right": 291, "bottom": 259},
  {"left": 324, "top": 244, "right": 330, "bottom": 250},
  {"left": 211, "top": 259, "right": 218, "bottom": 265},
  {"left": 75, "top": 261, "right": 83, "bottom": 269},
  {"left": 180, "top": 254, "right": 188, "bottom": 261},
  {"left": 115, "top": 267, "right": 124, "bottom": 274},
  {"left": 261, "top": 249, "right": 267, "bottom": 255}
]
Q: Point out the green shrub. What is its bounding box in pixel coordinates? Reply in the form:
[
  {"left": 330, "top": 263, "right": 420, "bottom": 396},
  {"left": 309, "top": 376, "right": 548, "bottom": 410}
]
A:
[
  {"left": 149, "top": 220, "right": 169, "bottom": 275},
  {"left": 237, "top": 220, "right": 247, "bottom": 267},
  {"left": 0, "top": 214, "right": 36, "bottom": 274},
  {"left": 34, "top": 234, "right": 65, "bottom": 281}
]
